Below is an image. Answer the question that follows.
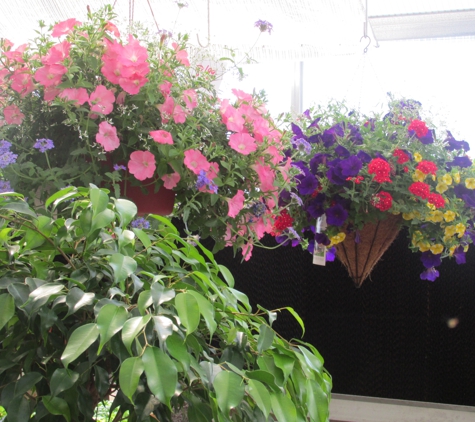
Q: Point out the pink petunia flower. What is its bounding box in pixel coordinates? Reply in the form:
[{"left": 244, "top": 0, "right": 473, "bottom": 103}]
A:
[
  {"left": 3, "top": 104, "right": 25, "bottom": 125},
  {"left": 150, "top": 130, "right": 173, "bottom": 144},
  {"left": 10, "top": 68, "right": 34, "bottom": 97},
  {"left": 161, "top": 171, "right": 181, "bottom": 189},
  {"left": 96, "top": 121, "right": 120, "bottom": 151},
  {"left": 182, "top": 89, "right": 197, "bottom": 110},
  {"left": 43, "top": 86, "right": 61, "bottom": 102},
  {"left": 34, "top": 64, "right": 67, "bottom": 87},
  {"left": 173, "top": 104, "right": 187, "bottom": 124},
  {"left": 128, "top": 150, "right": 156, "bottom": 181},
  {"left": 241, "top": 241, "right": 253, "bottom": 261},
  {"left": 253, "top": 160, "right": 275, "bottom": 192},
  {"left": 105, "top": 21, "right": 120, "bottom": 38},
  {"left": 157, "top": 95, "right": 175, "bottom": 124},
  {"left": 232, "top": 88, "right": 253, "bottom": 103},
  {"left": 42, "top": 41, "right": 71, "bottom": 65},
  {"left": 59, "top": 87, "right": 89, "bottom": 105},
  {"left": 229, "top": 132, "right": 257, "bottom": 155},
  {"left": 88, "top": 85, "right": 115, "bottom": 115},
  {"left": 52, "top": 18, "right": 82, "bottom": 37},
  {"left": 172, "top": 43, "right": 190, "bottom": 66},
  {"left": 227, "top": 190, "right": 245, "bottom": 218},
  {"left": 184, "top": 149, "right": 211, "bottom": 174}
]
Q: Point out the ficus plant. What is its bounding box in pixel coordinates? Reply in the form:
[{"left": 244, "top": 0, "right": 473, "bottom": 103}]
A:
[{"left": 0, "top": 186, "right": 331, "bottom": 422}]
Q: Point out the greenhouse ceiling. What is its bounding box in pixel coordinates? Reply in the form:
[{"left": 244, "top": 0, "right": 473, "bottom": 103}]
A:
[{"left": 1, "top": 0, "right": 475, "bottom": 59}]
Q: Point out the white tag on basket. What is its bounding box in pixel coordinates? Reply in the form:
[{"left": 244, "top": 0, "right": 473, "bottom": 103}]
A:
[{"left": 313, "top": 215, "right": 327, "bottom": 266}]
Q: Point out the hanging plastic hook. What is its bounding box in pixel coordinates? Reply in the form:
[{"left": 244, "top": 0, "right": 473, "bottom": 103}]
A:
[
  {"left": 197, "top": 0, "right": 211, "bottom": 48},
  {"left": 360, "top": 35, "right": 371, "bottom": 54}
]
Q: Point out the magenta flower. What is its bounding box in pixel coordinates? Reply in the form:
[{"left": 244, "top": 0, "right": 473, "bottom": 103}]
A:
[
  {"left": 52, "top": 18, "right": 82, "bottom": 37},
  {"left": 96, "top": 121, "right": 119, "bottom": 151},
  {"left": 88, "top": 85, "right": 115, "bottom": 115},
  {"left": 184, "top": 149, "right": 210, "bottom": 175},
  {"left": 229, "top": 132, "right": 257, "bottom": 155},
  {"left": 128, "top": 151, "right": 156, "bottom": 181},
  {"left": 227, "top": 190, "right": 245, "bottom": 218},
  {"left": 59, "top": 88, "right": 89, "bottom": 106},
  {"left": 3, "top": 105, "right": 25, "bottom": 125},
  {"left": 161, "top": 172, "right": 181, "bottom": 189}
]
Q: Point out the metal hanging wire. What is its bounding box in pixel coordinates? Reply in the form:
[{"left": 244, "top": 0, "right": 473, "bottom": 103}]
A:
[{"left": 197, "top": 0, "right": 211, "bottom": 48}]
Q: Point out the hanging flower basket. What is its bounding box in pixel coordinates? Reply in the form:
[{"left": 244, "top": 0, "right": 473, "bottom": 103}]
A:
[{"left": 335, "top": 215, "right": 402, "bottom": 287}]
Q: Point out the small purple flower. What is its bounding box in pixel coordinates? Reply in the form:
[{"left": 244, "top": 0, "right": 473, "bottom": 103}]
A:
[
  {"left": 131, "top": 217, "right": 150, "bottom": 229},
  {"left": 0, "top": 180, "right": 12, "bottom": 193},
  {"left": 0, "top": 140, "right": 12, "bottom": 154},
  {"left": 33, "top": 138, "right": 54, "bottom": 153},
  {"left": 250, "top": 201, "right": 267, "bottom": 217},
  {"left": 254, "top": 19, "right": 273, "bottom": 34},
  {"left": 0, "top": 151, "right": 18, "bottom": 168},
  {"left": 420, "top": 251, "right": 441, "bottom": 269},
  {"left": 195, "top": 170, "right": 210, "bottom": 190},
  {"left": 420, "top": 267, "right": 439, "bottom": 282},
  {"left": 113, "top": 164, "right": 127, "bottom": 171},
  {"left": 290, "top": 192, "right": 304, "bottom": 206},
  {"left": 325, "top": 203, "right": 348, "bottom": 227},
  {"left": 326, "top": 246, "right": 336, "bottom": 262},
  {"left": 292, "top": 138, "right": 312, "bottom": 154}
]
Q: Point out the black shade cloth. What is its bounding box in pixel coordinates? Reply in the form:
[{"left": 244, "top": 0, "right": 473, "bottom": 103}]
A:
[{"left": 214, "top": 228, "right": 475, "bottom": 406}]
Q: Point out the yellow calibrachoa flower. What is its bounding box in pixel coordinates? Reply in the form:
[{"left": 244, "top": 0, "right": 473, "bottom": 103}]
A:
[
  {"left": 402, "top": 212, "right": 415, "bottom": 220},
  {"left": 443, "top": 210, "right": 456, "bottom": 222},
  {"left": 455, "top": 223, "right": 466, "bottom": 237},
  {"left": 436, "top": 182, "right": 448, "bottom": 194},
  {"left": 412, "top": 231, "right": 424, "bottom": 245},
  {"left": 412, "top": 169, "right": 426, "bottom": 182},
  {"left": 430, "top": 244, "right": 444, "bottom": 255},
  {"left": 330, "top": 232, "right": 346, "bottom": 246},
  {"left": 428, "top": 210, "right": 444, "bottom": 222},
  {"left": 465, "top": 178, "right": 475, "bottom": 189},
  {"left": 414, "top": 152, "right": 422, "bottom": 162},
  {"left": 445, "top": 225, "right": 457, "bottom": 237},
  {"left": 418, "top": 241, "right": 431, "bottom": 252},
  {"left": 453, "top": 173, "right": 461, "bottom": 184},
  {"left": 442, "top": 174, "right": 453, "bottom": 185}
]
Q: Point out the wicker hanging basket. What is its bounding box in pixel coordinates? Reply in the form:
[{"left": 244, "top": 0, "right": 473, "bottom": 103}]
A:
[{"left": 335, "top": 214, "right": 402, "bottom": 287}]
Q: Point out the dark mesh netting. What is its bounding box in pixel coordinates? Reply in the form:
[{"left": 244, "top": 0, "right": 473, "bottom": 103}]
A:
[{"left": 213, "top": 228, "right": 475, "bottom": 406}]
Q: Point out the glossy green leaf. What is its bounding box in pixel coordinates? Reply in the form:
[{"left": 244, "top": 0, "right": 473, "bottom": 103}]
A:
[
  {"left": 213, "top": 370, "right": 245, "bottom": 415},
  {"left": 27, "top": 283, "right": 64, "bottom": 306},
  {"left": 257, "top": 324, "right": 275, "bottom": 353},
  {"left": 270, "top": 392, "right": 297, "bottom": 421},
  {"left": 90, "top": 208, "right": 115, "bottom": 233},
  {"left": 121, "top": 315, "right": 151, "bottom": 355},
  {"left": 137, "top": 290, "right": 152, "bottom": 315},
  {"left": 50, "top": 369, "right": 79, "bottom": 397},
  {"left": 284, "top": 307, "right": 305, "bottom": 336},
  {"left": 245, "top": 370, "right": 280, "bottom": 393},
  {"left": 6, "top": 395, "right": 30, "bottom": 422},
  {"left": 151, "top": 282, "right": 175, "bottom": 306},
  {"left": 15, "top": 372, "right": 43, "bottom": 396},
  {"left": 166, "top": 333, "right": 190, "bottom": 371},
  {"left": 152, "top": 315, "right": 174, "bottom": 342},
  {"left": 0, "top": 293, "right": 15, "bottom": 330},
  {"left": 175, "top": 292, "right": 200, "bottom": 334},
  {"left": 1, "top": 201, "right": 37, "bottom": 217},
  {"left": 273, "top": 354, "right": 295, "bottom": 384},
  {"left": 119, "top": 356, "right": 144, "bottom": 403},
  {"left": 187, "top": 290, "right": 217, "bottom": 339},
  {"left": 297, "top": 346, "right": 323, "bottom": 372},
  {"left": 64, "top": 287, "right": 95, "bottom": 318},
  {"left": 142, "top": 346, "right": 177, "bottom": 408},
  {"left": 306, "top": 379, "right": 329, "bottom": 422},
  {"left": 115, "top": 198, "right": 137, "bottom": 227},
  {"left": 24, "top": 215, "right": 54, "bottom": 249},
  {"left": 97, "top": 304, "right": 128, "bottom": 354},
  {"left": 43, "top": 395, "right": 71, "bottom": 422},
  {"left": 247, "top": 379, "right": 271, "bottom": 418},
  {"left": 109, "top": 253, "right": 137, "bottom": 287},
  {"left": 90, "top": 187, "right": 109, "bottom": 214},
  {"left": 61, "top": 323, "right": 99, "bottom": 368},
  {"left": 218, "top": 264, "right": 234, "bottom": 287}
]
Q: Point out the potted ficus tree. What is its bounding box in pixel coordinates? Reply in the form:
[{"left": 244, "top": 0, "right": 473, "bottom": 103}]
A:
[{"left": 0, "top": 186, "right": 331, "bottom": 421}]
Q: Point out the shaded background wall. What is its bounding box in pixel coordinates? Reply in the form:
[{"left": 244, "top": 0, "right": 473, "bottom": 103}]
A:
[{"left": 213, "top": 228, "right": 475, "bottom": 407}]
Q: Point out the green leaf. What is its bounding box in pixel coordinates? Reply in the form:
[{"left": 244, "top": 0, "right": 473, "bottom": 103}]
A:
[
  {"left": 43, "top": 395, "right": 71, "bottom": 422},
  {"left": 27, "top": 283, "right": 64, "bottom": 305},
  {"left": 50, "top": 369, "right": 79, "bottom": 397},
  {"left": 137, "top": 290, "right": 153, "bottom": 315},
  {"left": 175, "top": 292, "right": 200, "bottom": 335},
  {"left": 283, "top": 307, "right": 305, "bottom": 336},
  {"left": 270, "top": 392, "right": 297, "bottom": 421},
  {"left": 245, "top": 370, "right": 280, "bottom": 393},
  {"left": 273, "top": 354, "right": 295, "bottom": 384},
  {"left": 247, "top": 379, "right": 271, "bottom": 419},
  {"left": 305, "top": 379, "right": 329, "bottom": 422},
  {"left": 121, "top": 315, "right": 151, "bottom": 355},
  {"left": 0, "top": 293, "right": 15, "bottom": 330},
  {"left": 297, "top": 346, "right": 323, "bottom": 372},
  {"left": 257, "top": 324, "right": 275, "bottom": 353},
  {"left": 166, "top": 333, "right": 190, "bottom": 371},
  {"left": 213, "top": 370, "right": 245, "bottom": 415},
  {"left": 119, "top": 356, "right": 144, "bottom": 403},
  {"left": 6, "top": 395, "right": 30, "bottom": 422},
  {"left": 218, "top": 264, "right": 234, "bottom": 287},
  {"left": 15, "top": 372, "right": 43, "bottom": 396},
  {"left": 109, "top": 253, "right": 137, "bottom": 287},
  {"left": 187, "top": 290, "right": 217, "bottom": 339},
  {"left": 61, "top": 323, "right": 99, "bottom": 368},
  {"left": 115, "top": 198, "right": 137, "bottom": 227},
  {"left": 97, "top": 304, "right": 128, "bottom": 354},
  {"left": 64, "top": 287, "right": 95, "bottom": 317},
  {"left": 90, "top": 208, "right": 115, "bottom": 234},
  {"left": 1, "top": 201, "right": 37, "bottom": 217},
  {"left": 152, "top": 315, "right": 174, "bottom": 342},
  {"left": 90, "top": 187, "right": 109, "bottom": 215},
  {"left": 150, "top": 281, "right": 175, "bottom": 306},
  {"left": 142, "top": 346, "right": 177, "bottom": 408},
  {"left": 24, "top": 215, "right": 54, "bottom": 249}
]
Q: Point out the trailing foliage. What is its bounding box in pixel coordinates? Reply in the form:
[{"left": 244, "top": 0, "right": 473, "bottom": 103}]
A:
[{"left": 0, "top": 186, "right": 331, "bottom": 421}]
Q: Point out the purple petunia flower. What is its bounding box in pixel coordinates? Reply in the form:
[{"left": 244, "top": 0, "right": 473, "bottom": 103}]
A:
[
  {"left": 445, "top": 131, "right": 470, "bottom": 152},
  {"left": 290, "top": 192, "right": 304, "bottom": 206},
  {"left": 326, "top": 246, "right": 336, "bottom": 262},
  {"left": 326, "top": 163, "right": 346, "bottom": 185},
  {"left": 453, "top": 246, "right": 466, "bottom": 265},
  {"left": 0, "top": 151, "right": 18, "bottom": 168},
  {"left": 322, "top": 124, "right": 344, "bottom": 147},
  {"left": 357, "top": 150, "right": 372, "bottom": 163},
  {"left": 306, "top": 193, "right": 326, "bottom": 219},
  {"left": 335, "top": 145, "right": 350, "bottom": 158},
  {"left": 292, "top": 137, "right": 312, "bottom": 154},
  {"left": 420, "top": 267, "right": 439, "bottom": 281},
  {"left": 339, "top": 155, "right": 362, "bottom": 177},
  {"left": 254, "top": 19, "right": 273, "bottom": 34},
  {"left": 131, "top": 217, "right": 150, "bottom": 229},
  {"left": 420, "top": 251, "right": 441, "bottom": 269},
  {"left": 297, "top": 173, "right": 318, "bottom": 195},
  {"left": 325, "top": 203, "right": 348, "bottom": 227},
  {"left": 33, "top": 138, "right": 54, "bottom": 153},
  {"left": 417, "top": 130, "right": 434, "bottom": 145},
  {"left": 291, "top": 123, "right": 305, "bottom": 139},
  {"left": 447, "top": 156, "right": 473, "bottom": 169},
  {"left": 309, "top": 153, "right": 328, "bottom": 175}
]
